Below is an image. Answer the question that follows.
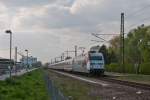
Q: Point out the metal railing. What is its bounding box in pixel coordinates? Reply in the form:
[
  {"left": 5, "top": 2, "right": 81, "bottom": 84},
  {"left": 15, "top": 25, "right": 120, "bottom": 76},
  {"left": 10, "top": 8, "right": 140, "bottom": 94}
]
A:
[{"left": 45, "top": 74, "right": 69, "bottom": 100}]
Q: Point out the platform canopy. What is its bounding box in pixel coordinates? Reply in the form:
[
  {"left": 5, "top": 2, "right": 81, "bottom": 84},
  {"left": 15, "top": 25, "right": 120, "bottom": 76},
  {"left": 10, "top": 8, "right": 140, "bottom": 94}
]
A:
[{"left": 0, "top": 57, "right": 14, "bottom": 64}]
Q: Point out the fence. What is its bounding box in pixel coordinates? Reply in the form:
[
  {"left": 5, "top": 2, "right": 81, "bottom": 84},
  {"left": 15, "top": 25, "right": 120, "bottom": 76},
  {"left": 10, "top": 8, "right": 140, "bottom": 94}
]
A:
[{"left": 45, "top": 74, "right": 69, "bottom": 100}]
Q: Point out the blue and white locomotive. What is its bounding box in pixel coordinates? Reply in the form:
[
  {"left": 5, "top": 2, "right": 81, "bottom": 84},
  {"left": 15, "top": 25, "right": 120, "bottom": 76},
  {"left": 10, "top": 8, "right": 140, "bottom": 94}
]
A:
[{"left": 49, "top": 51, "right": 105, "bottom": 75}]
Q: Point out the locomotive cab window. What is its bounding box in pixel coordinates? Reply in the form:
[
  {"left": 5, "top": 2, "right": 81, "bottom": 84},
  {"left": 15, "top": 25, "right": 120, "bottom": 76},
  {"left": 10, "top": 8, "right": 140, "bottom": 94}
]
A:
[{"left": 89, "top": 56, "right": 102, "bottom": 60}]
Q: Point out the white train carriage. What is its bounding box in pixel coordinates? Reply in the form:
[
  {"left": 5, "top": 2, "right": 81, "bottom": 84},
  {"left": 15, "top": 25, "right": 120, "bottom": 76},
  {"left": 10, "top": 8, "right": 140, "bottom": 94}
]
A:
[
  {"left": 72, "top": 52, "right": 105, "bottom": 74},
  {"left": 49, "top": 59, "right": 73, "bottom": 71}
]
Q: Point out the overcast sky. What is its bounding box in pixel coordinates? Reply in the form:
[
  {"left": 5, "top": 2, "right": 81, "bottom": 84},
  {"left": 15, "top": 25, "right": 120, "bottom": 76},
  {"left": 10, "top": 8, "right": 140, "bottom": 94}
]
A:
[{"left": 0, "top": 0, "right": 150, "bottom": 62}]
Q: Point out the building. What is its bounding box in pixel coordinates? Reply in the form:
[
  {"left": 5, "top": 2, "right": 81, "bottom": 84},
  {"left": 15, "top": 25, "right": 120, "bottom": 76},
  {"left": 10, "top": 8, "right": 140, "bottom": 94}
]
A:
[
  {"left": 20, "top": 56, "right": 37, "bottom": 67},
  {"left": 0, "top": 57, "right": 14, "bottom": 75}
]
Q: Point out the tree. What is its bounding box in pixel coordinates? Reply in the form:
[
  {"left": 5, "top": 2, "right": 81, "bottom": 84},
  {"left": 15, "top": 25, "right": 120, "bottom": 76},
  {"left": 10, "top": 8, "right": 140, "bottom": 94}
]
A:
[
  {"left": 124, "top": 25, "right": 150, "bottom": 74},
  {"left": 99, "top": 45, "right": 109, "bottom": 64},
  {"left": 108, "top": 47, "right": 118, "bottom": 63},
  {"left": 106, "top": 25, "right": 150, "bottom": 74},
  {"left": 109, "top": 36, "right": 120, "bottom": 63}
]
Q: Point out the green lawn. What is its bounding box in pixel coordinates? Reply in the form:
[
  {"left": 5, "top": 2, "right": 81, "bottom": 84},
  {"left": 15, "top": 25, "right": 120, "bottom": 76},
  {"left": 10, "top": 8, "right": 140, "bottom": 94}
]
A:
[
  {"left": 0, "top": 69, "right": 49, "bottom": 100},
  {"left": 48, "top": 70, "right": 101, "bottom": 100}
]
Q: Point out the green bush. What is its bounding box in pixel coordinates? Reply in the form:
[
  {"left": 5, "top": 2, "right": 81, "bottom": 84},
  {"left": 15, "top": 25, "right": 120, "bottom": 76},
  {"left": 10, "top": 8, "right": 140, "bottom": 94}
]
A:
[
  {"left": 106, "top": 62, "right": 150, "bottom": 75},
  {"left": 5, "top": 78, "right": 21, "bottom": 85},
  {"left": 0, "top": 69, "right": 49, "bottom": 100},
  {"left": 124, "top": 63, "right": 135, "bottom": 74},
  {"left": 140, "top": 63, "right": 150, "bottom": 75},
  {"left": 106, "top": 63, "right": 121, "bottom": 72},
  {"left": 106, "top": 63, "right": 135, "bottom": 73}
]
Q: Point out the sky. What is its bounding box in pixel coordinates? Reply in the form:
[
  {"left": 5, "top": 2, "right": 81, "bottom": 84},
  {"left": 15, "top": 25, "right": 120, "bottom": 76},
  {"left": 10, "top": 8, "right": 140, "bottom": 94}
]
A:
[{"left": 0, "top": 0, "right": 150, "bottom": 63}]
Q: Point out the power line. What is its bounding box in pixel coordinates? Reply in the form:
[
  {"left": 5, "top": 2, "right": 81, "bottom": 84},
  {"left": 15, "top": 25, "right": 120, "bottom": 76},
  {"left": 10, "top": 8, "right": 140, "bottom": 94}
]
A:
[
  {"left": 91, "top": 33, "right": 108, "bottom": 42},
  {"left": 126, "top": 16, "right": 150, "bottom": 32},
  {"left": 94, "top": 33, "right": 120, "bottom": 35},
  {"left": 91, "top": 40, "right": 109, "bottom": 43},
  {"left": 0, "top": 48, "right": 15, "bottom": 51},
  {"left": 125, "top": 4, "right": 150, "bottom": 33},
  {"left": 126, "top": 4, "right": 150, "bottom": 19}
]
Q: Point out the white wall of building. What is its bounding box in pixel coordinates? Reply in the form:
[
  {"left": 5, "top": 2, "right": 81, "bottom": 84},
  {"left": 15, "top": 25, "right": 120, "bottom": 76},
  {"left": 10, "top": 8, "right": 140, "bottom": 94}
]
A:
[{"left": 20, "top": 56, "right": 37, "bottom": 66}]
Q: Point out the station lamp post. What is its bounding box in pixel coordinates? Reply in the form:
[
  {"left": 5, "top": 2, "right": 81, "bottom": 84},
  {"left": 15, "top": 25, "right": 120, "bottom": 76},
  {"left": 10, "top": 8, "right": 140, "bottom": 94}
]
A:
[
  {"left": 5, "top": 30, "right": 12, "bottom": 78},
  {"left": 25, "top": 49, "right": 29, "bottom": 71}
]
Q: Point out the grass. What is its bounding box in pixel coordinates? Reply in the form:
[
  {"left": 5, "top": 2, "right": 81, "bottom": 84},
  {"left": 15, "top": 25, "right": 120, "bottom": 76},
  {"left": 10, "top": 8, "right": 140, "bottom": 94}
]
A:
[
  {"left": 48, "top": 70, "right": 101, "bottom": 100},
  {"left": 0, "top": 69, "right": 49, "bottom": 100},
  {"left": 116, "top": 74, "right": 150, "bottom": 85}
]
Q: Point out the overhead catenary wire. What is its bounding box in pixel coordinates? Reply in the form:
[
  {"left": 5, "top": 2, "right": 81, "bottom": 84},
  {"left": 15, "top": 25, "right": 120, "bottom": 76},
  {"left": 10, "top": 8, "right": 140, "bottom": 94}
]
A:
[
  {"left": 126, "top": 4, "right": 150, "bottom": 19},
  {"left": 91, "top": 4, "right": 150, "bottom": 43},
  {"left": 94, "top": 33, "right": 120, "bottom": 35},
  {"left": 125, "top": 16, "right": 150, "bottom": 33},
  {"left": 91, "top": 40, "right": 109, "bottom": 43},
  {"left": 124, "top": 4, "right": 150, "bottom": 32},
  {"left": 121, "top": 3, "right": 150, "bottom": 34},
  {"left": 91, "top": 33, "right": 108, "bottom": 42},
  {"left": 0, "top": 48, "right": 15, "bottom": 51}
]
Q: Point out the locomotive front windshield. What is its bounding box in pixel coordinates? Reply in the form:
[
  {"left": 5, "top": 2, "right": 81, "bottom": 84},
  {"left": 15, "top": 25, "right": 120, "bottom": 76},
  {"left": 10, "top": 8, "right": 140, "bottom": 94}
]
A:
[{"left": 89, "top": 56, "right": 102, "bottom": 60}]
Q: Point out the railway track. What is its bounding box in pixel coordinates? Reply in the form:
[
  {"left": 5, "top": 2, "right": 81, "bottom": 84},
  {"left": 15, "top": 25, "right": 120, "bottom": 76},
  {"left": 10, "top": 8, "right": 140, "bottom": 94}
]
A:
[
  {"left": 50, "top": 69, "right": 150, "bottom": 91},
  {"left": 99, "top": 77, "right": 150, "bottom": 91}
]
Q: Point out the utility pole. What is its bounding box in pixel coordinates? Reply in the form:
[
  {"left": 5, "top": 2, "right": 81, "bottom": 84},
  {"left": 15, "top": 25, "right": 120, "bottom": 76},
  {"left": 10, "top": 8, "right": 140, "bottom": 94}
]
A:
[
  {"left": 62, "top": 53, "right": 64, "bottom": 61},
  {"left": 66, "top": 50, "right": 69, "bottom": 58},
  {"left": 61, "top": 56, "right": 63, "bottom": 61},
  {"left": 25, "top": 49, "right": 29, "bottom": 71},
  {"left": 75, "top": 45, "right": 77, "bottom": 57},
  {"left": 55, "top": 58, "right": 57, "bottom": 63},
  {"left": 15, "top": 47, "right": 17, "bottom": 74},
  {"left": 17, "top": 52, "right": 24, "bottom": 69},
  {"left": 120, "top": 13, "right": 125, "bottom": 73}
]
